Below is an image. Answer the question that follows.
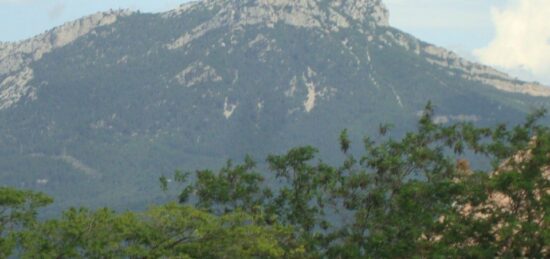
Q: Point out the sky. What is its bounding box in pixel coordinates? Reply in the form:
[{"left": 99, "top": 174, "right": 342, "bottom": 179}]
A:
[{"left": 1, "top": 0, "right": 549, "bottom": 85}]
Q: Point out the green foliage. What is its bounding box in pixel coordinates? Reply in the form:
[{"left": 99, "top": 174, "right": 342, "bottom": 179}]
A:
[
  {"left": 165, "top": 105, "right": 550, "bottom": 257},
  {"left": 176, "top": 157, "right": 266, "bottom": 215},
  {"left": 136, "top": 203, "right": 304, "bottom": 258},
  {"left": 0, "top": 187, "right": 52, "bottom": 257},
  {"left": 18, "top": 204, "right": 304, "bottom": 258},
  {"left": 2, "top": 107, "right": 550, "bottom": 257},
  {"left": 265, "top": 146, "right": 331, "bottom": 232},
  {"left": 19, "top": 208, "right": 138, "bottom": 258},
  {"left": 339, "top": 129, "right": 351, "bottom": 154}
]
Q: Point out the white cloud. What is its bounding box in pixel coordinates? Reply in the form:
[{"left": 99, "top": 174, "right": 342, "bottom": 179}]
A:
[{"left": 475, "top": 0, "right": 550, "bottom": 82}]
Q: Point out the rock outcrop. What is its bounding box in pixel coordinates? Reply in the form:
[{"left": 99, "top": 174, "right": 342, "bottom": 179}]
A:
[
  {"left": 377, "top": 29, "right": 550, "bottom": 97},
  {"left": 0, "top": 9, "right": 132, "bottom": 110},
  {"left": 3, "top": 0, "right": 549, "bottom": 111},
  {"left": 166, "top": 0, "right": 389, "bottom": 50}
]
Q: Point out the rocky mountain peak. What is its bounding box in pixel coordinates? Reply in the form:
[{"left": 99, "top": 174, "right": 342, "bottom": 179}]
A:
[
  {"left": 0, "top": 9, "right": 132, "bottom": 110},
  {"left": 243, "top": 0, "right": 390, "bottom": 25},
  {"left": 329, "top": 0, "right": 390, "bottom": 26},
  {"left": 0, "top": 9, "right": 132, "bottom": 74},
  {"left": 168, "top": 0, "right": 389, "bottom": 29}
]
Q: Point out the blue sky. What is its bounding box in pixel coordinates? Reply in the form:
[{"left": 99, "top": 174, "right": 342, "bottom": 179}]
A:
[{"left": 1, "top": 0, "right": 549, "bottom": 85}]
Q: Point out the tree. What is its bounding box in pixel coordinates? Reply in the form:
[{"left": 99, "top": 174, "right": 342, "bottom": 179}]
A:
[
  {"left": 0, "top": 187, "right": 52, "bottom": 257},
  {"left": 176, "top": 156, "right": 267, "bottom": 215},
  {"left": 19, "top": 203, "right": 305, "bottom": 258},
  {"left": 2, "top": 104, "right": 549, "bottom": 257},
  {"left": 166, "top": 104, "right": 550, "bottom": 257}
]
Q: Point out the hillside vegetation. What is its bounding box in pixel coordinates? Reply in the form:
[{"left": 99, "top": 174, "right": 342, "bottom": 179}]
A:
[
  {"left": 2, "top": 0, "right": 550, "bottom": 212},
  {"left": 2, "top": 105, "right": 549, "bottom": 258}
]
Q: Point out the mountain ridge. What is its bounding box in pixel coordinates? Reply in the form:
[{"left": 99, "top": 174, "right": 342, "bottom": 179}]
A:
[
  {"left": 1, "top": 0, "right": 549, "bottom": 113},
  {"left": 1, "top": 0, "right": 549, "bottom": 212}
]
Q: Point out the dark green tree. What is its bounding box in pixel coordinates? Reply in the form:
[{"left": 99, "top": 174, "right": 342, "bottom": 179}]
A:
[
  {"left": 0, "top": 187, "right": 52, "bottom": 257},
  {"left": 2, "top": 104, "right": 548, "bottom": 257}
]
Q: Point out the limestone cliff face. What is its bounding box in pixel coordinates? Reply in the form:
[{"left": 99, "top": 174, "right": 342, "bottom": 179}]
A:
[
  {"left": 166, "top": 0, "right": 389, "bottom": 32},
  {"left": 377, "top": 30, "right": 550, "bottom": 97},
  {"left": 0, "top": 10, "right": 132, "bottom": 74},
  {"left": 0, "top": 10, "right": 132, "bottom": 110},
  {"left": 330, "top": 0, "right": 389, "bottom": 26},
  {"left": 2, "top": 0, "right": 548, "bottom": 111},
  {"left": 165, "top": 0, "right": 549, "bottom": 97}
]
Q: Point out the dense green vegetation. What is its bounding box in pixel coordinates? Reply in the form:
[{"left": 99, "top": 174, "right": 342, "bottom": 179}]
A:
[{"left": 1, "top": 104, "right": 549, "bottom": 257}]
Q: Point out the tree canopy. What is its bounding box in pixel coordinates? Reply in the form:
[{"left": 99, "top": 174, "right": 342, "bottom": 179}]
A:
[{"left": 1, "top": 104, "right": 549, "bottom": 258}]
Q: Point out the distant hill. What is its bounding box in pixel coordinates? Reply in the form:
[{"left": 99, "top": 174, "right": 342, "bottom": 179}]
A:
[{"left": 1, "top": 0, "right": 549, "bottom": 211}]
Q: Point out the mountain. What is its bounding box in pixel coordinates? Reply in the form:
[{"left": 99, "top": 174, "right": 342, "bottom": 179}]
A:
[{"left": 1, "top": 0, "right": 549, "bottom": 211}]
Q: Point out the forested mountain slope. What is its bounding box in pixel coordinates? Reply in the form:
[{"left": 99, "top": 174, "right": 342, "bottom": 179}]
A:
[{"left": 0, "top": 0, "right": 549, "bottom": 210}]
